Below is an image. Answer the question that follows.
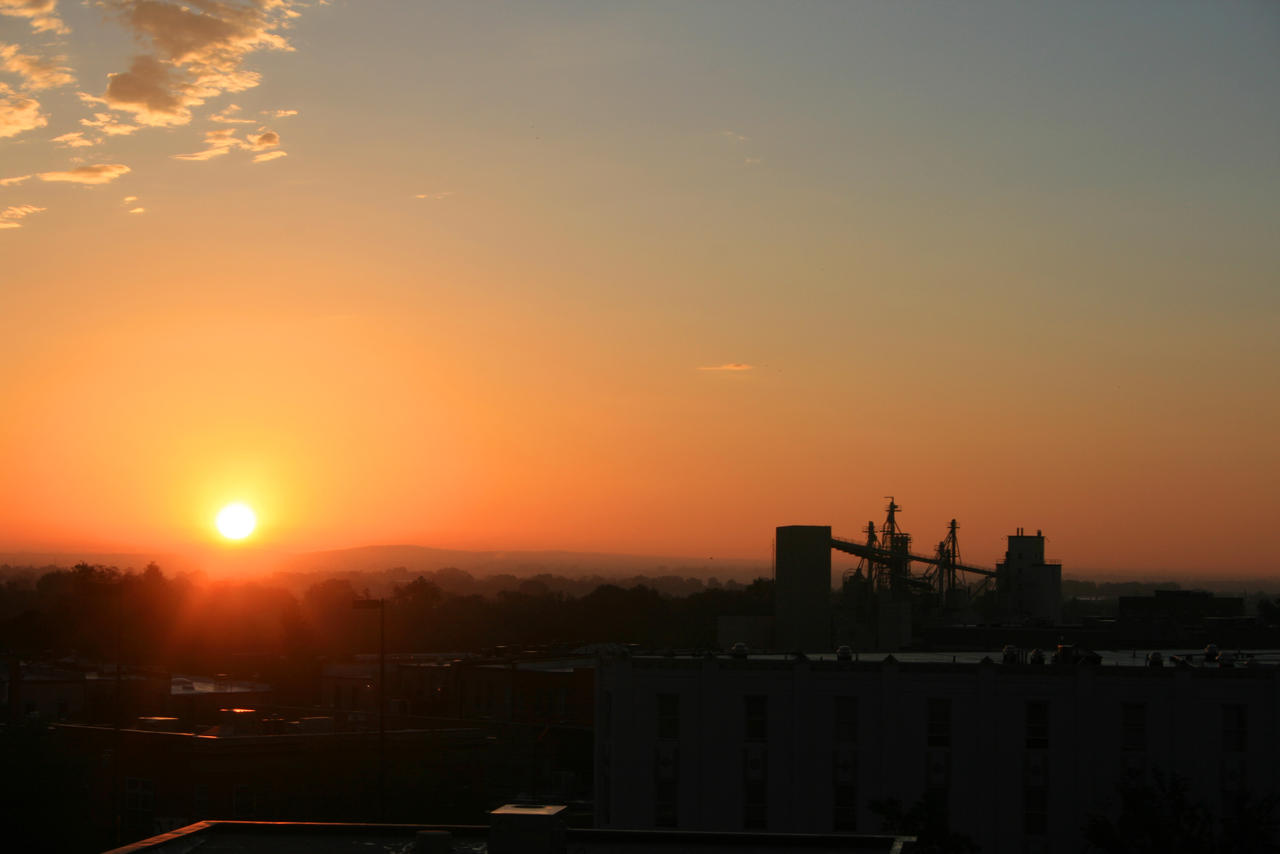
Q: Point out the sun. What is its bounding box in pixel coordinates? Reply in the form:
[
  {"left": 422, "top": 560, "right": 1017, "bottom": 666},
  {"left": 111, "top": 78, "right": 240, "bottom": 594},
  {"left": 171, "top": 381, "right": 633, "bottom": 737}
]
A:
[{"left": 215, "top": 502, "right": 257, "bottom": 540}]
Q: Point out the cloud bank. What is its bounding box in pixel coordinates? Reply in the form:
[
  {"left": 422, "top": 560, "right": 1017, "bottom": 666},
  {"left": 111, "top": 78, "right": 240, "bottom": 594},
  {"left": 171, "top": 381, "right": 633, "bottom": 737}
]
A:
[{"left": 91, "top": 0, "right": 302, "bottom": 128}]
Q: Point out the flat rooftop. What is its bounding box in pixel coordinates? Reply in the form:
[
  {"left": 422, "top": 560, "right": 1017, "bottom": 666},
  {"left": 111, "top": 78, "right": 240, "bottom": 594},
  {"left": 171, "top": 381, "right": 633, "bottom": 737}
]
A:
[
  {"left": 625, "top": 649, "right": 1280, "bottom": 668},
  {"left": 104, "top": 821, "right": 915, "bottom": 854}
]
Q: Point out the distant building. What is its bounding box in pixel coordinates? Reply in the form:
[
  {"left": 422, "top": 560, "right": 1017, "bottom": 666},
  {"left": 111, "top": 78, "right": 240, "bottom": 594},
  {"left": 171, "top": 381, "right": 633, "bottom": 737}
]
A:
[
  {"left": 596, "top": 650, "right": 1280, "bottom": 852},
  {"left": 996, "top": 529, "right": 1062, "bottom": 625},
  {"left": 714, "top": 615, "right": 773, "bottom": 651},
  {"left": 322, "top": 653, "right": 595, "bottom": 726},
  {"left": 2, "top": 661, "right": 267, "bottom": 726},
  {"left": 1118, "top": 589, "right": 1246, "bottom": 624},
  {"left": 773, "top": 525, "right": 833, "bottom": 651}
]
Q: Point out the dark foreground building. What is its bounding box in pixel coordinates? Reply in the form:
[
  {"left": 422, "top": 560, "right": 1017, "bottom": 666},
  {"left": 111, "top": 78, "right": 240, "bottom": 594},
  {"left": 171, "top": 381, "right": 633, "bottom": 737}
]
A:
[
  {"left": 56, "top": 712, "right": 591, "bottom": 847},
  {"left": 596, "top": 649, "right": 1280, "bottom": 852},
  {"left": 105, "top": 805, "right": 917, "bottom": 854}
]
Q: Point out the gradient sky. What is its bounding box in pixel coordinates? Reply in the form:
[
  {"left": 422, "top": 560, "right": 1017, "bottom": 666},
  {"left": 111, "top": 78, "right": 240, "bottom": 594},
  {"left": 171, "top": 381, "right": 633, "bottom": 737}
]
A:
[{"left": 1, "top": 1, "right": 1277, "bottom": 576}]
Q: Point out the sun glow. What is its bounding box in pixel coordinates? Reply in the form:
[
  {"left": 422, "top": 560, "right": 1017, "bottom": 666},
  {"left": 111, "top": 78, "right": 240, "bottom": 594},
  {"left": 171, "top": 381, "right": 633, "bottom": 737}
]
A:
[{"left": 216, "top": 502, "right": 257, "bottom": 540}]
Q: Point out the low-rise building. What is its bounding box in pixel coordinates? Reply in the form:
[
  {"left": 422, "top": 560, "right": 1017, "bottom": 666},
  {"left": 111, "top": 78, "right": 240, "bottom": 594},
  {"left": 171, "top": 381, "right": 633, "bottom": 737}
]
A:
[{"left": 596, "top": 650, "right": 1280, "bottom": 852}]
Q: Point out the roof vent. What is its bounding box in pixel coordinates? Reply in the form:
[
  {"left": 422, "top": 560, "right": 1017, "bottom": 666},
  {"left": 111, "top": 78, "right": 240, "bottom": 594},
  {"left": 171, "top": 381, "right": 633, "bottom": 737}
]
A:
[{"left": 488, "top": 804, "right": 566, "bottom": 854}]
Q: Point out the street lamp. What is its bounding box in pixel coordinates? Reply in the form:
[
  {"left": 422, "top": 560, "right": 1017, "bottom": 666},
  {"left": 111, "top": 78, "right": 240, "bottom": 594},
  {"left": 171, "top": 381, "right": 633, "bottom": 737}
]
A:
[{"left": 352, "top": 597, "right": 385, "bottom": 820}]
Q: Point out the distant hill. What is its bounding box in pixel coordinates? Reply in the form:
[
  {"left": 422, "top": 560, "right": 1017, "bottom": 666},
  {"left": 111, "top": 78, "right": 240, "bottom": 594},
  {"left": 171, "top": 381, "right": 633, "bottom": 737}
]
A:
[
  {"left": 274, "top": 544, "right": 768, "bottom": 582},
  {"left": 0, "top": 544, "right": 769, "bottom": 583}
]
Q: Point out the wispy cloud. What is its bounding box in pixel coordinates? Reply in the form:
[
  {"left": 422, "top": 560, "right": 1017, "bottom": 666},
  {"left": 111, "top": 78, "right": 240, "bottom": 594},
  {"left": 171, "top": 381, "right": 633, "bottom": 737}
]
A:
[
  {"left": 80, "top": 110, "right": 141, "bottom": 136},
  {"left": 173, "top": 125, "right": 280, "bottom": 160},
  {"left": 414, "top": 191, "right": 454, "bottom": 200},
  {"left": 0, "top": 202, "right": 46, "bottom": 229},
  {"left": 252, "top": 149, "right": 285, "bottom": 163},
  {"left": 720, "top": 130, "right": 764, "bottom": 167},
  {"left": 0, "top": 174, "right": 32, "bottom": 186},
  {"left": 0, "top": 0, "right": 68, "bottom": 35},
  {"left": 37, "top": 163, "right": 131, "bottom": 184},
  {"left": 266, "top": 107, "right": 296, "bottom": 118},
  {"left": 0, "top": 43, "right": 75, "bottom": 90},
  {"left": 698, "top": 363, "right": 755, "bottom": 372},
  {"left": 128, "top": 206, "right": 144, "bottom": 213},
  {"left": 172, "top": 126, "right": 238, "bottom": 160},
  {"left": 51, "top": 130, "right": 94, "bottom": 147},
  {"left": 0, "top": 82, "right": 46, "bottom": 138},
  {"left": 210, "top": 103, "right": 255, "bottom": 123}
]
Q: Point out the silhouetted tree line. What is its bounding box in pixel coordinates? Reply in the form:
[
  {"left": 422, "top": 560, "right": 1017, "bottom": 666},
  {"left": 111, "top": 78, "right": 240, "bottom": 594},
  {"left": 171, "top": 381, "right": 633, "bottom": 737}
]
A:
[{"left": 0, "top": 563, "right": 773, "bottom": 690}]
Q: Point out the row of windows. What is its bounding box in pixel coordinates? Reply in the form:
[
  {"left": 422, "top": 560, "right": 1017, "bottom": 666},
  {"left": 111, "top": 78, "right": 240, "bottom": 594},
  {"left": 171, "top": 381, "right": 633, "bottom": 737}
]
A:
[
  {"left": 632, "top": 691, "right": 1252, "bottom": 836},
  {"left": 656, "top": 693, "right": 770, "bottom": 741},
  {"left": 122, "top": 778, "right": 257, "bottom": 821},
  {"left": 648, "top": 694, "right": 1249, "bottom": 753}
]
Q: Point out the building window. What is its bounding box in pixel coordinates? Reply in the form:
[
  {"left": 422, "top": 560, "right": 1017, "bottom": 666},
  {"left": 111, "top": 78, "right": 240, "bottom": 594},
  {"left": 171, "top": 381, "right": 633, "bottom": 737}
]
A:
[
  {"left": 1122, "top": 703, "right": 1146, "bottom": 752},
  {"left": 745, "top": 695, "right": 767, "bottom": 742},
  {"left": 655, "top": 779, "right": 679, "bottom": 828},
  {"left": 657, "top": 693, "right": 680, "bottom": 740},
  {"left": 832, "top": 747, "right": 857, "bottom": 831},
  {"left": 600, "top": 688, "right": 613, "bottom": 826},
  {"left": 834, "top": 696, "right": 857, "bottom": 744},
  {"left": 233, "top": 784, "right": 256, "bottom": 819},
  {"left": 927, "top": 698, "right": 951, "bottom": 748},
  {"left": 600, "top": 769, "right": 611, "bottom": 826},
  {"left": 743, "top": 701, "right": 768, "bottom": 835},
  {"left": 125, "top": 777, "right": 155, "bottom": 814},
  {"left": 1223, "top": 704, "right": 1247, "bottom": 753},
  {"left": 1024, "top": 786, "right": 1048, "bottom": 836},
  {"left": 654, "top": 744, "right": 679, "bottom": 828},
  {"left": 192, "top": 784, "right": 209, "bottom": 820},
  {"left": 1025, "top": 701, "right": 1049, "bottom": 749},
  {"left": 743, "top": 778, "right": 767, "bottom": 830}
]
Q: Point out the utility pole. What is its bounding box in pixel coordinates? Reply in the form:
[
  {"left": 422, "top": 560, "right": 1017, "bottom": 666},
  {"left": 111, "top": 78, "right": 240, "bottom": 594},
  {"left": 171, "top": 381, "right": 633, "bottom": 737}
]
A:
[
  {"left": 353, "top": 596, "right": 386, "bottom": 821},
  {"left": 378, "top": 596, "right": 385, "bottom": 821}
]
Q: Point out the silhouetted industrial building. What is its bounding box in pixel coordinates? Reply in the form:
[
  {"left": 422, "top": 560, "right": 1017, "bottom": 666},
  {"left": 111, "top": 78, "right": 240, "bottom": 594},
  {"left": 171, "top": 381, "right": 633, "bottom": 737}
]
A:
[
  {"left": 996, "top": 529, "right": 1062, "bottom": 625},
  {"left": 774, "top": 525, "right": 833, "bottom": 651},
  {"left": 765, "top": 513, "right": 1067, "bottom": 651}
]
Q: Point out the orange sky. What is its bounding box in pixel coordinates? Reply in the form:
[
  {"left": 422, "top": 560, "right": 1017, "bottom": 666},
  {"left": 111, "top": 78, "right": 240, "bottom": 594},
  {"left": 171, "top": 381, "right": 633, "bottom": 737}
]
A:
[{"left": 1, "top": 2, "right": 1277, "bottom": 577}]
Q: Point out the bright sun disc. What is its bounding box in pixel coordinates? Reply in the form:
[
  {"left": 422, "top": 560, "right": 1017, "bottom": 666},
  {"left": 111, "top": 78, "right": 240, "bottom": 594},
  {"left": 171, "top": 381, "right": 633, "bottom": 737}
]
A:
[{"left": 216, "top": 502, "right": 257, "bottom": 540}]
